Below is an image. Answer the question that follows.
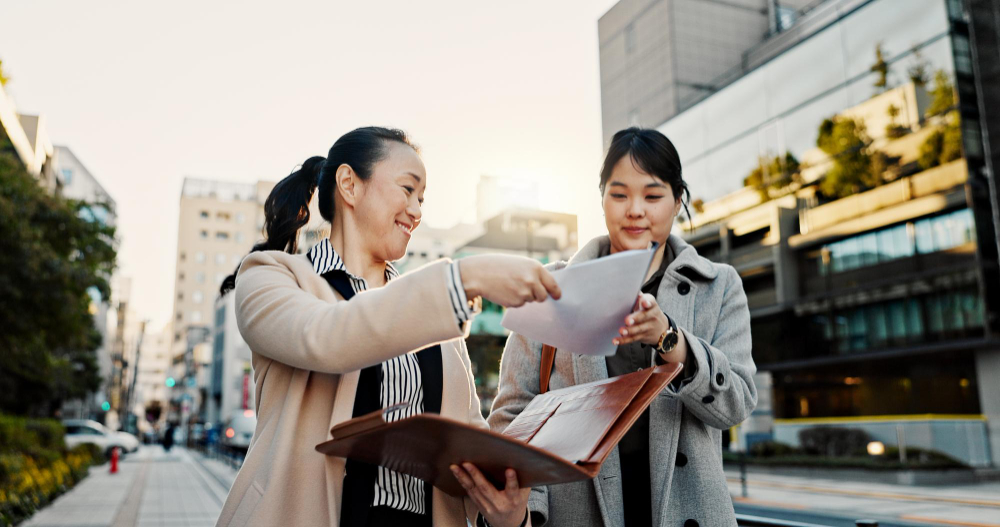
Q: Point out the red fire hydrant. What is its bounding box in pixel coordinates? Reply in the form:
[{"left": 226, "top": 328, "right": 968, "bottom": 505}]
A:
[{"left": 109, "top": 447, "right": 119, "bottom": 474}]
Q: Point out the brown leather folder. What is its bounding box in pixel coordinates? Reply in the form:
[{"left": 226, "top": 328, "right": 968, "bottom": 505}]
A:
[{"left": 315, "top": 363, "right": 682, "bottom": 496}]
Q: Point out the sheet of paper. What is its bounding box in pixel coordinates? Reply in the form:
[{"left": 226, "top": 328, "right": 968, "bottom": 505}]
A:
[{"left": 500, "top": 247, "right": 656, "bottom": 356}]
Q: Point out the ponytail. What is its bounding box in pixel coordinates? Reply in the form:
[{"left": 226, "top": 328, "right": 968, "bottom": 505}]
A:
[
  {"left": 218, "top": 156, "right": 325, "bottom": 296},
  {"left": 219, "top": 126, "right": 415, "bottom": 298}
]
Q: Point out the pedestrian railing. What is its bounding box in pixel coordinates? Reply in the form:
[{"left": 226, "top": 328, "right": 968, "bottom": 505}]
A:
[{"left": 736, "top": 515, "right": 879, "bottom": 527}]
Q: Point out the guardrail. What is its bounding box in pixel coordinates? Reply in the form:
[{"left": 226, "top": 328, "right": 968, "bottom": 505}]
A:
[{"left": 737, "top": 514, "right": 879, "bottom": 526}]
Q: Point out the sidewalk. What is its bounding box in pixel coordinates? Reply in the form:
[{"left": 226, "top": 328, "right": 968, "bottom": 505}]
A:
[
  {"left": 23, "top": 446, "right": 237, "bottom": 527},
  {"left": 726, "top": 468, "right": 1000, "bottom": 527}
]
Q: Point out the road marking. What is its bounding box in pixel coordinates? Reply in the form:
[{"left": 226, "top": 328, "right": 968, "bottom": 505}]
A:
[
  {"left": 727, "top": 477, "right": 1000, "bottom": 508},
  {"left": 900, "top": 515, "right": 1000, "bottom": 527},
  {"left": 111, "top": 459, "right": 151, "bottom": 527}
]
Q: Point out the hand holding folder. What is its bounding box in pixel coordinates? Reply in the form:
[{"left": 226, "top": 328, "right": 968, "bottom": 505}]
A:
[{"left": 316, "top": 363, "right": 682, "bottom": 496}]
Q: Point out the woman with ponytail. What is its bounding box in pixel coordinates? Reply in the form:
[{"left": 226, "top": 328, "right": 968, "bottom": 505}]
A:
[{"left": 215, "top": 127, "right": 554, "bottom": 527}]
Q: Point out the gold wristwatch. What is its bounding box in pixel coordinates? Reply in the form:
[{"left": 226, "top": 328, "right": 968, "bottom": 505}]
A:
[{"left": 656, "top": 314, "right": 679, "bottom": 354}]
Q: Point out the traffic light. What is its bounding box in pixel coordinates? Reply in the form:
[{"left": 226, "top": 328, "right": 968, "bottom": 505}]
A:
[{"left": 165, "top": 377, "right": 176, "bottom": 388}]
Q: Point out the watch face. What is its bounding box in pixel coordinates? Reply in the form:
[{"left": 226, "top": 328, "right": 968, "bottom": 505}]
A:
[{"left": 664, "top": 331, "right": 679, "bottom": 350}]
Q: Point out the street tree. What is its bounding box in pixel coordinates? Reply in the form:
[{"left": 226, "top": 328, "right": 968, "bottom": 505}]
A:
[{"left": 0, "top": 152, "right": 117, "bottom": 416}]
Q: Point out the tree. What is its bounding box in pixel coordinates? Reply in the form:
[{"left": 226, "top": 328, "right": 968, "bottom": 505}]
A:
[
  {"left": 0, "top": 153, "right": 117, "bottom": 416},
  {"left": 919, "top": 70, "right": 963, "bottom": 169},
  {"left": 885, "top": 104, "right": 907, "bottom": 139},
  {"left": 744, "top": 152, "right": 801, "bottom": 201},
  {"left": 907, "top": 45, "right": 930, "bottom": 88},
  {"left": 816, "top": 117, "right": 894, "bottom": 198},
  {"left": 871, "top": 43, "right": 890, "bottom": 94},
  {"left": 926, "top": 69, "right": 956, "bottom": 118}
]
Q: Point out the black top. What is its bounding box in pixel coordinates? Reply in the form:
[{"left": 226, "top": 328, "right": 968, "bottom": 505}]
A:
[{"left": 605, "top": 245, "right": 672, "bottom": 527}]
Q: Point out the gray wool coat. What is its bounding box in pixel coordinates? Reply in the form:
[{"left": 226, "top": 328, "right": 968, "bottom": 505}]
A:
[{"left": 487, "top": 234, "right": 757, "bottom": 527}]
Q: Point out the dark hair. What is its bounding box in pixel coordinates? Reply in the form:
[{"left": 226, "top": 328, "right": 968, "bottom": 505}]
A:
[
  {"left": 599, "top": 127, "right": 692, "bottom": 223},
  {"left": 219, "top": 126, "right": 416, "bottom": 296}
]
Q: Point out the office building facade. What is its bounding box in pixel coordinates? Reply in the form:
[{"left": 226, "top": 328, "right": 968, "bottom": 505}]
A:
[{"left": 603, "top": 0, "right": 1000, "bottom": 466}]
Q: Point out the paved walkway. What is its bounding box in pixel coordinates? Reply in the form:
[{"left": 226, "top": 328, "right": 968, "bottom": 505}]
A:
[
  {"left": 22, "top": 446, "right": 1000, "bottom": 527},
  {"left": 23, "top": 446, "right": 237, "bottom": 527},
  {"left": 726, "top": 468, "right": 1000, "bottom": 527}
]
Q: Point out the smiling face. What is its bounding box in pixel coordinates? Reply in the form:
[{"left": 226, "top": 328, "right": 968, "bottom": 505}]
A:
[
  {"left": 353, "top": 141, "right": 426, "bottom": 262},
  {"left": 602, "top": 154, "right": 680, "bottom": 254}
]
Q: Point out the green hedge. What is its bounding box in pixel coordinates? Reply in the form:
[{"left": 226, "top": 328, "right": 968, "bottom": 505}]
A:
[{"left": 0, "top": 415, "right": 103, "bottom": 526}]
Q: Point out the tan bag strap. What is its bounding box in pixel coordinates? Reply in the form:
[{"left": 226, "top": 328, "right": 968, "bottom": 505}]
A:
[{"left": 539, "top": 344, "right": 557, "bottom": 394}]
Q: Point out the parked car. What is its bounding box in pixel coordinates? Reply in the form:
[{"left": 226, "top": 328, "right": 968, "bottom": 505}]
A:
[
  {"left": 222, "top": 410, "right": 257, "bottom": 452},
  {"left": 62, "top": 419, "right": 140, "bottom": 458}
]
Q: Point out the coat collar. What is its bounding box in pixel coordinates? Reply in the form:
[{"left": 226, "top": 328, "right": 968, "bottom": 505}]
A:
[{"left": 567, "top": 234, "right": 718, "bottom": 280}]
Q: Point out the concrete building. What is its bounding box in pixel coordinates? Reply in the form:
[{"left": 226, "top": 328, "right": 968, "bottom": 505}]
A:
[
  {"left": 48, "top": 146, "right": 122, "bottom": 424},
  {"left": 598, "top": 0, "right": 817, "bottom": 148},
  {"left": 0, "top": 82, "right": 59, "bottom": 191},
  {"left": 207, "top": 294, "right": 254, "bottom": 429},
  {"left": 170, "top": 178, "right": 276, "bottom": 424},
  {"left": 601, "top": 0, "right": 1000, "bottom": 465},
  {"left": 476, "top": 175, "right": 540, "bottom": 223}
]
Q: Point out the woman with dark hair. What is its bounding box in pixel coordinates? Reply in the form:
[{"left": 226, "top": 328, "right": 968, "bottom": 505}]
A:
[
  {"left": 215, "top": 127, "right": 550, "bottom": 527},
  {"left": 488, "top": 127, "right": 757, "bottom": 527}
]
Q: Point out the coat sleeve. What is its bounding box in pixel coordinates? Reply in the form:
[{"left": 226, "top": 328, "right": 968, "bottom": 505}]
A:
[
  {"left": 487, "top": 331, "right": 550, "bottom": 526},
  {"left": 665, "top": 265, "right": 757, "bottom": 430},
  {"left": 234, "top": 251, "right": 464, "bottom": 374}
]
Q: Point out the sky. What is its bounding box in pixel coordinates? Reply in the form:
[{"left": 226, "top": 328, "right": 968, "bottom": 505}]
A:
[{"left": 0, "top": 0, "right": 620, "bottom": 328}]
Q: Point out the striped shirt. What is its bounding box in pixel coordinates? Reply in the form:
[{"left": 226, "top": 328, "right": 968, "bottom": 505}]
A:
[{"left": 307, "top": 238, "right": 475, "bottom": 514}]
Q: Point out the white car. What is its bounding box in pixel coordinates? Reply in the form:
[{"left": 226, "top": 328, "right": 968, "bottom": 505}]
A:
[{"left": 62, "top": 419, "right": 140, "bottom": 458}]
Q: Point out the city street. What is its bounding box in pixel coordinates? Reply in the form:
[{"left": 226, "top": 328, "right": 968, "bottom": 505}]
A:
[{"left": 19, "top": 446, "right": 1000, "bottom": 527}]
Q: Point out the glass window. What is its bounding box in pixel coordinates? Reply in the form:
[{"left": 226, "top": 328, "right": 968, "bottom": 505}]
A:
[
  {"left": 849, "top": 309, "right": 867, "bottom": 352},
  {"left": 915, "top": 220, "right": 935, "bottom": 254},
  {"left": 235, "top": 232, "right": 244, "bottom": 243},
  {"left": 191, "top": 311, "right": 202, "bottom": 323},
  {"left": 200, "top": 211, "right": 209, "bottom": 219},
  {"left": 860, "top": 233, "right": 879, "bottom": 267},
  {"left": 906, "top": 299, "right": 924, "bottom": 339},
  {"left": 867, "top": 305, "right": 888, "bottom": 348},
  {"left": 61, "top": 169, "right": 73, "bottom": 185},
  {"left": 926, "top": 295, "right": 945, "bottom": 334},
  {"left": 200, "top": 230, "right": 208, "bottom": 239},
  {"left": 887, "top": 300, "right": 908, "bottom": 341},
  {"left": 195, "top": 252, "right": 205, "bottom": 264},
  {"left": 215, "top": 253, "right": 226, "bottom": 265},
  {"left": 236, "top": 213, "right": 246, "bottom": 224},
  {"left": 196, "top": 272, "right": 205, "bottom": 284},
  {"left": 834, "top": 315, "right": 850, "bottom": 354},
  {"left": 193, "top": 291, "right": 203, "bottom": 304},
  {"left": 216, "top": 232, "right": 229, "bottom": 240},
  {"left": 217, "top": 212, "right": 231, "bottom": 221}
]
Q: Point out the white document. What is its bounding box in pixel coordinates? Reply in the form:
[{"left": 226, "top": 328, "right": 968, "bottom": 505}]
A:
[{"left": 500, "top": 247, "right": 656, "bottom": 356}]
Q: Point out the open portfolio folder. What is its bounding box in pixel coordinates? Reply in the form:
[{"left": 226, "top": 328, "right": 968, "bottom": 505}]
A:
[{"left": 316, "top": 363, "right": 682, "bottom": 496}]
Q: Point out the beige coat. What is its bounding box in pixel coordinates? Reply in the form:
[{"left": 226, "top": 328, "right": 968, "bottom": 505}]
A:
[{"left": 215, "top": 251, "right": 486, "bottom": 527}]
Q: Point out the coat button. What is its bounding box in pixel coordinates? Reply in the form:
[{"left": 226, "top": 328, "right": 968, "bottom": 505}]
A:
[
  {"left": 677, "top": 282, "right": 691, "bottom": 295},
  {"left": 702, "top": 395, "right": 715, "bottom": 404},
  {"left": 716, "top": 373, "right": 725, "bottom": 385},
  {"left": 675, "top": 452, "right": 688, "bottom": 467},
  {"left": 684, "top": 520, "right": 699, "bottom": 527}
]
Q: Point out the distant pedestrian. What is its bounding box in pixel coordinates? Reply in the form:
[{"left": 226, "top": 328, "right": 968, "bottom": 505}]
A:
[
  {"left": 489, "top": 127, "right": 758, "bottom": 527},
  {"left": 162, "top": 422, "right": 176, "bottom": 452}
]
